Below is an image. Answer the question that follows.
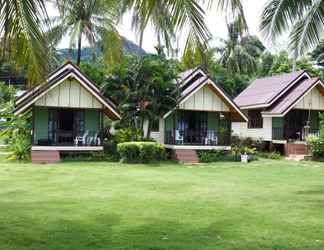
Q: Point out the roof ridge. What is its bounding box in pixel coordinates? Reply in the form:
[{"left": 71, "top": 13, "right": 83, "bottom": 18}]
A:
[
  {"left": 254, "top": 70, "right": 306, "bottom": 81},
  {"left": 234, "top": 70, "right": 309, "bottom": 108}
]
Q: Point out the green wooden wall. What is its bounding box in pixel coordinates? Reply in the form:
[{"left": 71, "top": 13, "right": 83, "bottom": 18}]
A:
[
  {"left": 272, "top": 117, "right": 284, "bottom": 140},
  {"left": 85, "top": 109, "right": 99, "bottom": 132},
  {"left": 272, "top": 117, "right": 284, "bottom": 128},
  {"left": 207, "top": 112, "right": 219, "bottom": 131},
  {"left": 34, "top": 107, "right": 49, "bottom": 141},
  {"left": 33, "top": 107, "right": 100, "bottom": 142},
  {"left": 310, "top": 111, "right": 319, "bottom": 131}
]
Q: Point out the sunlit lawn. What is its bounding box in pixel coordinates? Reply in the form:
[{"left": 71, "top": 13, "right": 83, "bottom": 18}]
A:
[{"left": 0, "top": 159, "right": 324, "bottom": 249}]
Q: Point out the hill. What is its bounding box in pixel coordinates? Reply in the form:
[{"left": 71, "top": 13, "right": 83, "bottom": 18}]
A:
[{"left": 56, "top": 37, "right": 147, "bottom": 62}]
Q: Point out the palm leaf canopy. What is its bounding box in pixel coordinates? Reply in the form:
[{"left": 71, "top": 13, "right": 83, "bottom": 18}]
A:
[
  {"left": 260, "top": 0, "right": 324, "bottom": 58},
  {"left": 0, "top": 0, "right": 49, "bottom": 85}
]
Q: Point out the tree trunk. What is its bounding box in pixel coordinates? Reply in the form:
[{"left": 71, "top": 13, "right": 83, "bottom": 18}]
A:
[
  {"left": 139, "top": 30, "right": 144, "bottom": 48},
  {"left": 77, "top": 33, "right": 82, "bottom": 66},
  {"left": 157, "top": 34, "right": 161, "bottom": 47},
  {"left": 146, "top": 119, "right": 151, "bottom": 139}
]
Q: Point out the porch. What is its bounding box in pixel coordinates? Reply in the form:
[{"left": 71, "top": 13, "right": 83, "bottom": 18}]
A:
[
  {"left": 272, "top": 110, "right": 321, "bottom": 142},
  {"left": 32, "top": 106, "right": 104, "bottom": 149},
  {"left": 164, "top": 110, "right": 232, "bottom": 147}
]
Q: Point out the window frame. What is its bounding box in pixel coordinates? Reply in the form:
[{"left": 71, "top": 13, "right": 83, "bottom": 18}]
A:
[{"left": 248, "top": 110, "right": 263, "bottom": 129}]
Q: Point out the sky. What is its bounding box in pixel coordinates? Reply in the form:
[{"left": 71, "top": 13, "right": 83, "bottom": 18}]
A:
[{"left": 47, "top": 0, "right": 288, "bottom": 54}]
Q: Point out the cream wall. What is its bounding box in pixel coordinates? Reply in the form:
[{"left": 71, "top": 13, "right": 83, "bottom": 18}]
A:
[
  {"left": 35, "top": 80, "right": 102, "bottom": 109},
  {"left": 294, "top": 86, "right": 324, "bottom": 110},
  {"left": 232, "top": 117, "right": 272, "bottom": 141},
  {"left": 179, "top": 85, "right": 229, "bottom": 112},
  {"left": 143, "top": 119, "right": 162, "bottom": 143}
]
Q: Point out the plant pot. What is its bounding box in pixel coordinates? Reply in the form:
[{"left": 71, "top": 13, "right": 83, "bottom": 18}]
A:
[{"left": 241, "top": 154, "right": 249, "bottom": 163}]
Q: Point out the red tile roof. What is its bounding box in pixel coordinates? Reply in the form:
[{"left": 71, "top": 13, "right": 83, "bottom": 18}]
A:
[
  {"left": 264, "top": 78, "right": 321, "bottom": 115},
  {"left": 234, "top": 70, "right": 307, "bottom": 108}
]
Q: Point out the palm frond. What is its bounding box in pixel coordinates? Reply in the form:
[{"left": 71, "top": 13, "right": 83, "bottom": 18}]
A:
[
  {"left": 0, "top": 0, "right": 49, "bottom": 85},
  {"left": 289, "top": 0, "right": 324, "bottom": 58},
  {"left": 260, "top": 0, "right": 313, "bottom": 39}
]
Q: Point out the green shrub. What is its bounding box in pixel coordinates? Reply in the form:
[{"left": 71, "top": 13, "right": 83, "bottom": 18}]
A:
[
  {"left": 198, "top": 150, "right": 223, "bottom": 162},
  {"left": 258, "top": 151, "right": 282, "bottom": 160},
  {"left": 0, "top": 104, "right": 31, "bottom": 161},
  {"left": 115, "top": 128, "right": 142, "bottom": 143},
  {"left": 197, "top": 150, "right": 235, "bottom": 163},
  {"left": 7, "top": 134, "right": 31, "bottom": 161},
  {"left": 117, "top": 141, "right": 166, "bottom": 163},
  {"left": 231, "top": 145, "right": 257, "bottom": 156},
  {"left": 307, "top": 135, "right": 324, "bottom": 158}
]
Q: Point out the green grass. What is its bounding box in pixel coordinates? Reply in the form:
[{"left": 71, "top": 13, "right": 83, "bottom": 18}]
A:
[{"left": 0, "top": 159, "right": 324, "bottom": 249}]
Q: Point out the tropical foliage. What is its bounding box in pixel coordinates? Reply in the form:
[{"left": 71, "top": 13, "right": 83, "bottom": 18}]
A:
[
  {"left": 101, "top": 53, "right": 179, "bottom": 138},
  {"left": 261, "top": 0, "right": 324, "bottom": 60},
  {"left": 49, "top": 0, "right": 121, "bottom": 66},
  {"left": 218, "top": 19, "right": 264, "bottom": 75},
  {"left": 0, "top": 102, "right": 31, "bottom": 160},
  {"left": 117, "top": 141, "right": 166, "bottom": 163},
  {"left": 307, "top": 113, "right": 324, "bottom": 159},
  {"left": 0, "top": 0, "right": 49, "bottom": 85}
]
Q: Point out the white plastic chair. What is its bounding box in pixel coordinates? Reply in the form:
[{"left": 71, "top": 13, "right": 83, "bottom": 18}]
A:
[
  {"left": 175, "top": 130, "right": 184, "bottom": 145},
  {"left": 82, "top": 131, "right": 89, "bottom": 145},
  {"left": 206, "top": 130, "right": 218, "bottom": 145}
]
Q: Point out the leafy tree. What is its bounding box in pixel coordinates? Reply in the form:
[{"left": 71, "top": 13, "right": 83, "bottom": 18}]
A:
[
  {"left": 0, "top": 82, "right": 14, "bottom": 104},
  {"left": 269, "top": 51, "right": 292, "bottom": 75},
  {"left": 101, "top": 54, "right": 179, "bottom": 138},
  {"left": 269, "top": 51, "right": 320, "bottom": 76},
  {"left": 257, "top": 51, "right": 275, "bottom": 77},
  {"left": 0, "top": 102, "right": 31, "bottom": 161},
  {"left": 79, "top": 62, "right": 106, "bottom": 85},
  {"left": 181, "top": 45, "right": 217, "bottom": 71},
  {"left": 260, "top": 0, "right": 324, "bottom": 62},
  {"left": 208, "top": 63, "right": 250, "bottom": 97},
  {"left": 310, "top": 39, "right": 324, "bottom": 64}
]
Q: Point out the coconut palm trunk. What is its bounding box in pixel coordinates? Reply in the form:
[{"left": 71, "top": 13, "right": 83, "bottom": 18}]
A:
[{"left": 77, "top": 33, "right": 82, "bottom": 66}]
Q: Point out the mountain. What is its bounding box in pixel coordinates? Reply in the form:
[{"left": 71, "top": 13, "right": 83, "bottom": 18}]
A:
[{"left": 56, "top": 37, "right": 147, "bottom": 62}]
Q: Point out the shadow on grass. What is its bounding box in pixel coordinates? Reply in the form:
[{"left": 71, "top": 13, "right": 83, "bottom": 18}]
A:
[
  {"left": 0, "top": 205, "right": 320, "bottom": 250},
  {"left": 296, "top": 186, "right": 324, "bottom": 196}
]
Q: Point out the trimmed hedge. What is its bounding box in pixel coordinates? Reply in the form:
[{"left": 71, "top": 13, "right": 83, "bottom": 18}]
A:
[{"left": 117, "top": 141, "right": 167, "bottom": 163}]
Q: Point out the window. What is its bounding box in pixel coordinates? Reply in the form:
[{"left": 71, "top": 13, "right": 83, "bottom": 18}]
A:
[{"left": 248, "top": 110, "right": 263, "bottom": 128}]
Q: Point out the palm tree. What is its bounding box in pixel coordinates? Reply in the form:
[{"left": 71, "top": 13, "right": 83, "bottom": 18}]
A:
[
  {"left": 218, "top": 19, "right": 259, "bottom": 75},
  {"left": 101, "top": 54, "right": 178, "bottom": 137},
  {"left": 126, "top": 0, "right": 174, "bottom": 50},
  {"left": 0, "top": 0, "right": 49, "bottom": 85},
  {"left": 260, "top": 0, "right": 324, "bottom": 63},
  {"left": 50, "top": 0, "right": 120, "bottom": 65}
]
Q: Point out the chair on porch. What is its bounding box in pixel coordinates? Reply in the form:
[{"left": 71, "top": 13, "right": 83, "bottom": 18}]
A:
[
  {"left": 74, "top": 130, "right": 89, "bottom": 146},
  {"left": 205, "top": 130, "right": 218, "bottom": 145},
  {"left": 175, "top": 130, "right": 184, "bottom": 145}
]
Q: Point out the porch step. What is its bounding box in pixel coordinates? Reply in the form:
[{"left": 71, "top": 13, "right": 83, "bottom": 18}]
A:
[
  {"left": 31, "top": 150, "right": 60, "bottom": 164},
  {"left": 172, "top": 149, "right": 199, "bottom": 164},
  {"left": 285, "top": 154, "right": 307, "bottom": 161},
  {"left": 285, "top": 143, "right": 309, "bottom": 156}
]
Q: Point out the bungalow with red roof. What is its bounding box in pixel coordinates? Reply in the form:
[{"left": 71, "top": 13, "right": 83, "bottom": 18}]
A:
[
  {"left": 232, "top": 71, "right": 324, "bottom": 156},
  {"left": 14, "top": 62, "right": 120, "bottom": 163},
  {"left": 148, "top": 67, "right": 248, "bottom": 163}
]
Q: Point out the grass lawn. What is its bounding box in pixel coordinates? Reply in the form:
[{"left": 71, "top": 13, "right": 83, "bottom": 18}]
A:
[{"left": 0, "top": 159, "right": 324, "bottom": 249}]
